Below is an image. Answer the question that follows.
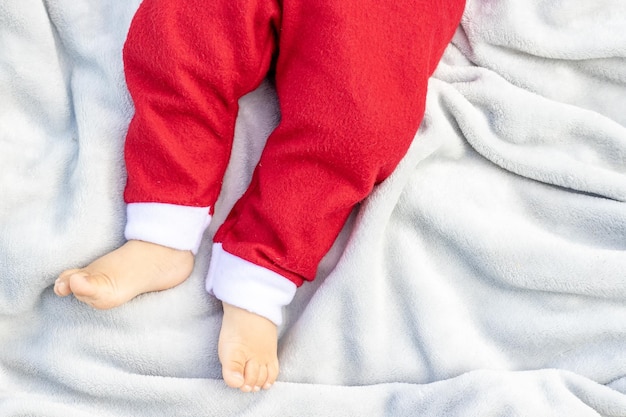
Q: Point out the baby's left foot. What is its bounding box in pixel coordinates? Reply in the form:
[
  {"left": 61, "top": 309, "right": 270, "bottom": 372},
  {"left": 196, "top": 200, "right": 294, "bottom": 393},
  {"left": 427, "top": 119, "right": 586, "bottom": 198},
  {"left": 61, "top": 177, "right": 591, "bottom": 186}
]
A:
[
  {"left": 219, "top": 302, "right": 279, "bottom": 392},
  {"left": 54, "top": 240, "right": 194, "bottom": 309}
]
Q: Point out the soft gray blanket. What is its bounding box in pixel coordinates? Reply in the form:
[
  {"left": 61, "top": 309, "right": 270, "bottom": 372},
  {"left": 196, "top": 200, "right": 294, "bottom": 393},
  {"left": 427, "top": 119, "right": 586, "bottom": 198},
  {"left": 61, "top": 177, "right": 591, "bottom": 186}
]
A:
[{"left": 1, "top": 0, "right": 626, "bottom": 416}]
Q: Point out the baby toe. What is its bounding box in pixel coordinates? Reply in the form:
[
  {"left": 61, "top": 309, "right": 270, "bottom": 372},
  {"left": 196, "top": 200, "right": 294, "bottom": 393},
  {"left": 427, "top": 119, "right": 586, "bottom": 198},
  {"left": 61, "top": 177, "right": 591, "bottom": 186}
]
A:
[
  {"left": 54, "top": 279, "right": 71, "bottom": 297},
  {"left": 253, "top": 365, "right": 268, "bottom": 392},
  {"left": 242, "top": 360, "right": 261, "bottom": 392}
]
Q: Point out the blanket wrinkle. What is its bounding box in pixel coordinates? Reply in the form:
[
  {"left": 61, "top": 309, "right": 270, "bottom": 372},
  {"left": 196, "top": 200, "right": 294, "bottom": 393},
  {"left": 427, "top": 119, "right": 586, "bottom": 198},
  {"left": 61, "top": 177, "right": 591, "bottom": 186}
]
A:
[
  {"left": 2, "top": 0, "right": 626, "bottom": 415},
  {"left": 456, "top": 0, "right": 626, "bottom": 127}
]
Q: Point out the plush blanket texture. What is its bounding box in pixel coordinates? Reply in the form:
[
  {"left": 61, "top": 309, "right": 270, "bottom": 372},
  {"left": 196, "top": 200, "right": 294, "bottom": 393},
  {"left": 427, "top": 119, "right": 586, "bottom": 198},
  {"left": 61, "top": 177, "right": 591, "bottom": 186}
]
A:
[{"left": 1, "top": 0, "right": 626, "bottom": 416}]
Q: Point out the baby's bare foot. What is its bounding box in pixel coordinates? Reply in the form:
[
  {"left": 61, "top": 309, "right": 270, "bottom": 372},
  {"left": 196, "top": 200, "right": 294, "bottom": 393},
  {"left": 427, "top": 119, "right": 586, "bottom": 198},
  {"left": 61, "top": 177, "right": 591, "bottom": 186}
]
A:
[
  {"left": 54, "top": 240, "right": 194, "bottom": 309},
  {"left": 219, "top": 302, "right": 279, "bottom": 392}
]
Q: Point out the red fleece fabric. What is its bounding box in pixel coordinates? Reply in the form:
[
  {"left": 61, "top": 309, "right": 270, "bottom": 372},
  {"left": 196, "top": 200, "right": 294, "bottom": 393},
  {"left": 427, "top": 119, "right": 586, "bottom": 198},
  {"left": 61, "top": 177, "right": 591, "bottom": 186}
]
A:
[{"left": 123, "top": 0, "right": 466, "bottom": 286}]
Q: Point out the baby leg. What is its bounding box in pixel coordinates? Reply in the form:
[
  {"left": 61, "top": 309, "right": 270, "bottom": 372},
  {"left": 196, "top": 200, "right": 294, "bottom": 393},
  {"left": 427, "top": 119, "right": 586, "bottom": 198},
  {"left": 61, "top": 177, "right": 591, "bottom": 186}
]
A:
[
  {"left": 214, "top": 0, "right": 466, "bottom": 390},
  {"left": 55, "top": 0, "right": 275, "bottom": 309}
]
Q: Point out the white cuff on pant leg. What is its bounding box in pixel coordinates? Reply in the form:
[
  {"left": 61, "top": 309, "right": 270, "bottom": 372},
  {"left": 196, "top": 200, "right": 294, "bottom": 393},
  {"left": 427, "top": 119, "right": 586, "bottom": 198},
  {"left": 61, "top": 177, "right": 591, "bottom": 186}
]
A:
[
  {"left": 124, "top": 203, "right": 211, "bottom": 254},
  {"left": 206, "top": 243, "right": 297, "bottom": 326}
]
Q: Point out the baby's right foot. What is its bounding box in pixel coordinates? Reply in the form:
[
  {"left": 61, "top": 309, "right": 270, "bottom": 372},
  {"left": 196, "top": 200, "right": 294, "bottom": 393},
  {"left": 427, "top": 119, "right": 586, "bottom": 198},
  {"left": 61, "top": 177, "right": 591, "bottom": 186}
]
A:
[
  {"left": 54, "top": 240, "right": 194, "bottom": 309},
  {"left": 219, "top": 302, "right": 279, "bottom": 392}
]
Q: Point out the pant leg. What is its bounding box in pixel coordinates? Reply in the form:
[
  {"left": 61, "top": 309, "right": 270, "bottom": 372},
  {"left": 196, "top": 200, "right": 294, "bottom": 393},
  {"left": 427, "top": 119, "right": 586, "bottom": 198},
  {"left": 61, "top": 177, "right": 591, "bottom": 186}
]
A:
[
  {"left": 123, "top": 0, "right": 280, "bottom": 208},
  {"left": 121, "top": 0, "right": 281, "bottom": 251},
  {"left": 215, "top": 0, "right": 466, "bottom": 283}
]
